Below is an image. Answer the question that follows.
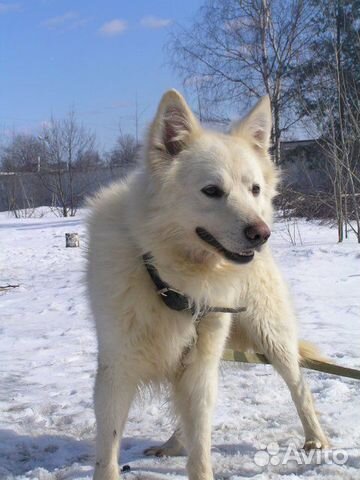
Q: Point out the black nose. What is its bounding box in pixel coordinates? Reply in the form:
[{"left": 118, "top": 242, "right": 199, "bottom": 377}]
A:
[{"left": 244, "top": 222, "right": 271, "bottom": 246}]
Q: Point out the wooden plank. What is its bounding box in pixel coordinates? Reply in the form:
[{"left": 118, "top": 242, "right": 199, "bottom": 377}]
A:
[{"left": 222, "top": 349, "right": 360, "bottom": 380}]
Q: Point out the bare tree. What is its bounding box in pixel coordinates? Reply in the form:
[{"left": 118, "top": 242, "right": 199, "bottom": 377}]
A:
[
  {"left": 1, "top": 133, "right": 47, "bottom": 173},
  {"left": 41, "top": 111, "right": 96, "bottom": 217},
  {"left": 168, "top": 0, "right": 315, "bottom": 163},
  {"left": 294, "top": 0, "right": 360, "bottom": 242},
  {"left": 0, "top": 134, "right": 49, "bottom": 217},
  {"left": 107, "top": 132, "right": 139, "bottom": 172},
  {"left": 75, "top": 149, "right": 103, "bottom": 171}
]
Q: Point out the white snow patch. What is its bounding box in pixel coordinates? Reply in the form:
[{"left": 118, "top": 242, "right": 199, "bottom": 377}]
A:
[{"left": 0, "top": 210, "right": 359, "bottom": 479}]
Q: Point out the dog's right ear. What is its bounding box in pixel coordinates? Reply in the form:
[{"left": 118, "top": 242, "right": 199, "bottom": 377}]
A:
[
  {"left": 147, "top": 89, "right": 200, "bottom": 169},
  {"left": 231, "top": 96, "right": 272, "bottom": 151}
]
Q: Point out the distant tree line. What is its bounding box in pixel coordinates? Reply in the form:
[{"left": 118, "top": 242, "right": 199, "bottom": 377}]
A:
[{"left": 0, "top": 111, "right": 140, "bottom": 217}]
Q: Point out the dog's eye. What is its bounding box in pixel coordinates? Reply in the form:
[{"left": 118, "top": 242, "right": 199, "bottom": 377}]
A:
[
  {"left": 252, "top": 184, "right": 261, "bottom": 196},
  {"left": 201, "top": 185, "right": 224, "bottom": 198}
]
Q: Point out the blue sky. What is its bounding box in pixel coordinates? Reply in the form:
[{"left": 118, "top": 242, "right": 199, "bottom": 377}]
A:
[{"left": 0, "top": 0, "right": 203, "bottom": 150}]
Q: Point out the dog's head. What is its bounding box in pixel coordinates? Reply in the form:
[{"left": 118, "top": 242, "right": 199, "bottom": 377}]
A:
[{"left": 144, "top": 89, "right": 279, "bottom": 265}]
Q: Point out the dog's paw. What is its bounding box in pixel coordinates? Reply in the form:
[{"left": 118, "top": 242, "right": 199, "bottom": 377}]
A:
[
  {"left": 143, "top": 444, "right": 186, "bottom": 457},
  {"left": 93, "top": 463, "right": 119, "bottom": 480},
  {"left": 303, "top": 438, "right": 330, "bottom": 451}
]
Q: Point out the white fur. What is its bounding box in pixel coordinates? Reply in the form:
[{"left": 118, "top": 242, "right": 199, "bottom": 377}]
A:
[{"left": 87, "top": 90, "right": 328, "bottom": 480}]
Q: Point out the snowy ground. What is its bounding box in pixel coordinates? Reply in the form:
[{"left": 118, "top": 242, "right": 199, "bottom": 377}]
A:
[{"left": 0, "top": 209, "right": 359, "bottom": 480}]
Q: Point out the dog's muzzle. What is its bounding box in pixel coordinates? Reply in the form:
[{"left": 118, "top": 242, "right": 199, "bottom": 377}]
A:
[{"left": 196, "top": 227, "right": 254, "bottom": 264}]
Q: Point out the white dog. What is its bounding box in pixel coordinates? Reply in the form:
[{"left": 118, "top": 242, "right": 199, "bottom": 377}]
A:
[{"left": 86, "top": 90, "right": 329, "bottom": 480}]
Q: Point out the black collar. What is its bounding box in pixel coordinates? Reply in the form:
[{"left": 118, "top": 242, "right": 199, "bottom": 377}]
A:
[{"left": 143, "top": 253, "right": 246, "bottom": 319}]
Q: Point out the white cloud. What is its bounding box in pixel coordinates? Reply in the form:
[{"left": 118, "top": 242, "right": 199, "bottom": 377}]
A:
[
  {"left": 140, "top": 15, "right": 172, "bottom": 29},
  {"left": 98, "top": 19, "right": 127, "bottom": 37},
  {"left": 0, "top": 2, "right": 21, "bottom": 14},
  {"left": 41, "top": 11, "right": 89, "bottom": 30}
]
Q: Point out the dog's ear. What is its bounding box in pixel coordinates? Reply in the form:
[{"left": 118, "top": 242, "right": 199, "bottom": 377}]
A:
[
  {"left": 147, "top": 89, "right": 200, "bottom": 168},
  {"left": 231, "top": 96, "right": 272, "bottom": 151}
]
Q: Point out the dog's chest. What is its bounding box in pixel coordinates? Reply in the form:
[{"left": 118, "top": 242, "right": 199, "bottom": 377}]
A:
[
  {"left": 135, "top": 305, "right": 199, "bottom": 380},
  {"left": 112, "top": 261, "right": 240, "bottom": 380}
]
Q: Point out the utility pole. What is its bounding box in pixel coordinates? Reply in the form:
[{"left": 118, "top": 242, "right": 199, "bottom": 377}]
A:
[
  {"left": 135, "top": 92, "right": 138, "bottom": 145},
  {"left": 38, "top": 135, "right": 48, "bottom": 172},
  {"left": 134, "top": 95, "right": 149, "bottom": 145},
  {"left": 196, "top": 83, "right": 202, "bottom": 122}
]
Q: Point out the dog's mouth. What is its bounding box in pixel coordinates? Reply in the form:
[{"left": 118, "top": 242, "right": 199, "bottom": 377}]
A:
[{"left": 195, "top": 227, "right": 254, "bottom": 264}]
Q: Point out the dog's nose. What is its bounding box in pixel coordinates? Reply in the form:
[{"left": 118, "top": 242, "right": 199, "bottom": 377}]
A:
[{"left": 244, "top": 222, "right": 271, "bottom": 246}]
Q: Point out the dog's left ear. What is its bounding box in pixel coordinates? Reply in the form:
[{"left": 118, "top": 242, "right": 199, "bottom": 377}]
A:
[
  {"left": 147, "top": 89, "right": 200, "bottom": 169},
  {"left": 231, "top": 96, "right": 272, "bottom": 151}
]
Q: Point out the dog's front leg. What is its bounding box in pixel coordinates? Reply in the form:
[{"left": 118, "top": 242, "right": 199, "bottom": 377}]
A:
[
  {"left": 173, "top": 354, "right": 219, "bottom": 480},
  {"left": 252, "top": 324, "right": 329, "bottom": 450},
  {"left": 93, "top": 358, "right": 137, "bottom": 480},
  {"left": 172, "top": 311, "right": 230, "bottom": 480},
  {"left": 240, "top": 256, "right": 329, "bottom": 450}
]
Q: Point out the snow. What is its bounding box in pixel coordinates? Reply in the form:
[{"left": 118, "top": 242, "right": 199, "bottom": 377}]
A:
[{"left": 0, "top": 209, "right": 359, "bottom": 479}]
